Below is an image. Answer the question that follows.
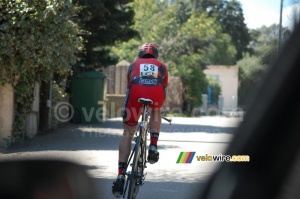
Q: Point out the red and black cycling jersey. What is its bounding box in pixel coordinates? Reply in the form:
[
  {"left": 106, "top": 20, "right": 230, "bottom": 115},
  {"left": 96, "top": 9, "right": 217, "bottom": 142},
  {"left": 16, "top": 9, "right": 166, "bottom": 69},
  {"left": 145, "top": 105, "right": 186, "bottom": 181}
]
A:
[
  {"left": 122, "top": 58, "right": 168, "bottom": 126},
  {"left": 127, "top": 58, "right": 168, "bottom": 87}
]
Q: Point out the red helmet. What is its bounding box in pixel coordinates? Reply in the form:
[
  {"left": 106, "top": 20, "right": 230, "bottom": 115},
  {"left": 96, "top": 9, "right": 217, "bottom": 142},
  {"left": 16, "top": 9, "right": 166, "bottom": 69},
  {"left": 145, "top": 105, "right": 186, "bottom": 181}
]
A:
[{"left": 138, "top": 43, "right": 159, "bottom": 58}]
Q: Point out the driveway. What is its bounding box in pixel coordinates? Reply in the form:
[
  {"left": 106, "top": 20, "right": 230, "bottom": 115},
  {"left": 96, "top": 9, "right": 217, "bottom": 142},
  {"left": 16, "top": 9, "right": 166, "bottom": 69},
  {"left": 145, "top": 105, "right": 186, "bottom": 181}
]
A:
[{"left": 0, "top": 116, "right": 241, "bottom": 199}]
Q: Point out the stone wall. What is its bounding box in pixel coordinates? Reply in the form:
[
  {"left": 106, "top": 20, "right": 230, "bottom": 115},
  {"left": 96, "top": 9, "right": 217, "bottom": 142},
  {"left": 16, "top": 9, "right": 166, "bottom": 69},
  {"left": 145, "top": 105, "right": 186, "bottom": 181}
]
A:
[{"left": 163, "top": 76, "right": 184, "bottom": 112}]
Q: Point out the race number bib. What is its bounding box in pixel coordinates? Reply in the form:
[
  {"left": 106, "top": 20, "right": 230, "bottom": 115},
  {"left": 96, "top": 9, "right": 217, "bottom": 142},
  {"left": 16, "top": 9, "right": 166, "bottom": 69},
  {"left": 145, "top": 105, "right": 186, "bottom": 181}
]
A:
[{"left": 140, "top": 64, "right": 158, "bottom": 78}]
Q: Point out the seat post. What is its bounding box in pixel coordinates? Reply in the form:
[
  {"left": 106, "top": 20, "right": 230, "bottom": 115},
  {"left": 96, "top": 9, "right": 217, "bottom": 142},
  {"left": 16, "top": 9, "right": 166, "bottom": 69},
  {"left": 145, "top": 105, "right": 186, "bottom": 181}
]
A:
[{"left": 138, "top": 98, "right": 153, "bottom": 122}]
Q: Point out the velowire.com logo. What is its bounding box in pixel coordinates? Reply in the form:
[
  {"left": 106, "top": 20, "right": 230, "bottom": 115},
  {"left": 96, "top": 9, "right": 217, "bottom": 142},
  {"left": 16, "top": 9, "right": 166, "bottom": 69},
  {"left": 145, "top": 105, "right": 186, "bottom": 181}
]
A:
[
  {"left": 176, "top": 152, "right": 196, "bottom": 164},
  {"left": 176, "top": 152, "right": 250, "bottom": 164}
]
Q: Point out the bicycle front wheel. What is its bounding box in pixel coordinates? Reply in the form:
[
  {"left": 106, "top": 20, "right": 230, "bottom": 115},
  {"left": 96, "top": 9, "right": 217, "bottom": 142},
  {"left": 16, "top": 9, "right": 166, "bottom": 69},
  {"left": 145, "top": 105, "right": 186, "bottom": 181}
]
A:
[{"left": 127, "top": 133, "right": 142, "bottom": 199}]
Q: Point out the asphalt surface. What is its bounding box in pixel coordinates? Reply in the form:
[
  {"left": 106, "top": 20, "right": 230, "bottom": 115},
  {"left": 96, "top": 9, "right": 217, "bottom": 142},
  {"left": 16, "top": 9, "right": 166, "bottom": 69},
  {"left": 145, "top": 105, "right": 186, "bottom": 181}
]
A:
[{"left": 0, "top": 116, "right": 241, "bottom": 199}]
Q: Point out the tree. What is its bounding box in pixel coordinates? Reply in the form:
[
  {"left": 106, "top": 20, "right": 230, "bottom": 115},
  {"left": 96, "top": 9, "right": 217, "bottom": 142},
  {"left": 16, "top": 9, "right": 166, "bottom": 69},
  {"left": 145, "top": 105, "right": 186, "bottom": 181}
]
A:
[
  {"left": 198, "top": 0, "right": 251, "bottom": 61},
  {"left": 248, "top": 24, "right": 291, "bottom": 67},
  {"left": 207, "top": 76, "right": 221, "bottom": 105},
  {"left": 112, "top": 0, "right": 189, "bottom": 62},
  {"left": 0, "top": 0, "right": 82, "bottom": 141},
  {"left": 112, "top": 0, "right": 236, "bottom": 108},
  {"left": 71, "top": 0, "right": 138, "bottom": 71},
  {"left": 237, "top": 55, "right": 267, "bottom": 107},
  {"left": 237, "top": 23, "right": 294, "bottom": 107},
  {"left": 166, "top": 12, "right": 235, "bottom": 106},
  {"left": 0, "top": 0, "right": 82, "bottom": 84}
]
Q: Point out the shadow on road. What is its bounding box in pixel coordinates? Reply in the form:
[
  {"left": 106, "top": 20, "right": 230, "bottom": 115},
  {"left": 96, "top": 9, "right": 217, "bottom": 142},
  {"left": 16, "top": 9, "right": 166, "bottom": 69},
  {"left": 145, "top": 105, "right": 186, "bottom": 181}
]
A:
[
  {"left": 75, "top": 119, "right": 237, "bottom": 134},
  {"left": 1, "top": 118, "right": 236, "bottom": 154},
  {"left": 92, "top": 177, "right": 207, "bottom": 199}
]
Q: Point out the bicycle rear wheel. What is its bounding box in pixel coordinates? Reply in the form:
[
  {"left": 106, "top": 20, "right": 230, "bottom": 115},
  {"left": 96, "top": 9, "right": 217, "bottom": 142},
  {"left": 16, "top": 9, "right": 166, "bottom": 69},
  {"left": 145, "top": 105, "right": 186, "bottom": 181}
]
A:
[
  {"left": 141, "top": 131, "right": 147, "bottom": 173},
  {"left": 127, "top": 133, "right": 142, "bottom": 199}
]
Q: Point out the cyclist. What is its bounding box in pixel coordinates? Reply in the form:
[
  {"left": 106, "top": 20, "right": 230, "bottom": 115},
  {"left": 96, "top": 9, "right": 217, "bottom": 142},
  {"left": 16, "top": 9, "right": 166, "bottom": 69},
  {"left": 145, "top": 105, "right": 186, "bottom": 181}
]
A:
[{"left": 112, "top": 43, "right": 169, "bottom": 197}]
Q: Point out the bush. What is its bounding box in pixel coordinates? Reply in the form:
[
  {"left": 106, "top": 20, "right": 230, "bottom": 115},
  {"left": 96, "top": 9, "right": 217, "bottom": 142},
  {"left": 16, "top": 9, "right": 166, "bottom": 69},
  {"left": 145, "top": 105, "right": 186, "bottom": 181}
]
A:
[
  {"left": 0, "top": 0, "right": 83, "bottom": 142},
  {"left": 237, "top": 55, "right": 267, "bottom": 107}
]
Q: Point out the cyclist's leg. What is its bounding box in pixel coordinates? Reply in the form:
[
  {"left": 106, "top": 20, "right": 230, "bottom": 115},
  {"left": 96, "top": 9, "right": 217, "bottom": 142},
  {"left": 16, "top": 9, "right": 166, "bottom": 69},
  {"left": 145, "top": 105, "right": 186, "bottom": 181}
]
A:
[
  {"left": 147, "top": 86, "right": 165, "bottom": 164},
  {"left": 149, "top": 109, "right": 162, "bottom": 134},
  {"left": 113, "top": 87, "right": 141, "bottom": 197},
  {"left": 118, "top": 86, "right": 142, "bottom": 168},
  {"left": 148, "top": 85, "right": 165, "bottom": 134},
  {"left": 113, "top": 124, "right": 139, "bottom": 197},
  {"left": 118, "top": 96, "right": 142, "bottom": 175},
  {"left": 118, "top": 123, "right": 137, "bottom": 165},
  {"left": 147, "top": 109, "right": 161, "bottom": 164},
  {"left": 148, "top": 85, "right": 165, "bottom": 146}
]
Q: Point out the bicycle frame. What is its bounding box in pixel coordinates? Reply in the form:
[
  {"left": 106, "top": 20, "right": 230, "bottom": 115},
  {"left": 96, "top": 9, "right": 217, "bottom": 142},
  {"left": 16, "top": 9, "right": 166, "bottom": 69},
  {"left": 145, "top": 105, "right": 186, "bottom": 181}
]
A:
[
  {"left": 122, "top": 98, "right": 172, "bottom": 199},
  {"left": 123, "top": 100, "right": 150, "bottom": 199}
]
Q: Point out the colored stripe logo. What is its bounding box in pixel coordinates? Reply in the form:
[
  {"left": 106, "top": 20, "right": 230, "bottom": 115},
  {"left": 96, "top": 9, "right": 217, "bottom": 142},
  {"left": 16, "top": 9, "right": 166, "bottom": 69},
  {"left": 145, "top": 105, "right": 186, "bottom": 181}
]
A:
[{"left": 176, "top": 152, "right": 196, "bottom": 164}]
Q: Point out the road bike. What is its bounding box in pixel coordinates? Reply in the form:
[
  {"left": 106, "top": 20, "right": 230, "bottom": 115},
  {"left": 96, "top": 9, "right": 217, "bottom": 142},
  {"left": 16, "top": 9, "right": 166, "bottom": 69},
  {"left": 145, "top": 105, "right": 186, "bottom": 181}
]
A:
[{"left": 122, "top": 98, "right": 172, "bottom": 199}]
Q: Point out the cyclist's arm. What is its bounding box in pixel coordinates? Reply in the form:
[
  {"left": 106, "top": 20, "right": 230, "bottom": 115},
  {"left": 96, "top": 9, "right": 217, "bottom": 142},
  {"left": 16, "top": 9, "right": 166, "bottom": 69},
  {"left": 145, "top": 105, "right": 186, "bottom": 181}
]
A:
[{"left": 127, "top": 63, "right": 134, "bottom": 86}]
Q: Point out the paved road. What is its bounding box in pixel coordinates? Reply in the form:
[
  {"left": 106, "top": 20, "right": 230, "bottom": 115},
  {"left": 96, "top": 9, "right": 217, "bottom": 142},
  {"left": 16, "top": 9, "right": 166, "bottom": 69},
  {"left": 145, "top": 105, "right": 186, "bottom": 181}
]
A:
[{"left": 0, "top": 116, "right": 241, "bottom": 199}]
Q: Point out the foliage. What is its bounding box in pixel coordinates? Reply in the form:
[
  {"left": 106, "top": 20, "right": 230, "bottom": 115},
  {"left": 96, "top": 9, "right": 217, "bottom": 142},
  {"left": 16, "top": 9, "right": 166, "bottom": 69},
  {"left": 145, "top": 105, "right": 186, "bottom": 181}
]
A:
[
  {"left": 0, "top": 0, "right": 82, "bottom": 84},
  {"left": 112, "top": 1, "right": 236, "bottom": 108},
  {"left": 197, "top": 0, "right": 251, "bottom": 60},
  {"left": 176, "top": 12, "right": 236, "bottom": 65},
  {"left": 238, "top": 23, "right": 291, "bottom": 107},
  {"left": 167, "top": 12, "right": 234, "bottom": 106},
  {"left": 174, "top": 54, "right": 208, "bottom": 106},
  {"left": 51, "top": 82, "right": 68, "bottom": 129},
  {"left": 206, "top": 76, "right": 221, "bottom": 105},
  {"left": 180, "top": 12, "right": 236, "bottom": 103},
  {"left": 71, "top": 0, "right": 138, "bottom": 71},
  {"left": 248, "top": 24, "right": 292, "bottom": 66},
  {"left": 237, "top": 55, "right": 267, "bottom": 106},
  {"left": 112, "top": 0, "right": 182, "bottom": 62},
  {"left": 0, "top": 0, "right": 82, "bottom": 142},
  {"left": 110, "top": 38, "right": 141, "bottom": 63}
]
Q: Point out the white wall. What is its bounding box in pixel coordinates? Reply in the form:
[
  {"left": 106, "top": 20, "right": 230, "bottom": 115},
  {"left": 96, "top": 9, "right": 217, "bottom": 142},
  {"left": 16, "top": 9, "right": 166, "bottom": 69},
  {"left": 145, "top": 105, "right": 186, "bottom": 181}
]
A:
[
  {"left": 204, "top": 65, "right": 239, "bottom": 109},
  {"left": 26, "top": 82, "right": 40, "bottom": 138},
  {"left": 0, "top": 84, "right": 14, "bottom": 147}
]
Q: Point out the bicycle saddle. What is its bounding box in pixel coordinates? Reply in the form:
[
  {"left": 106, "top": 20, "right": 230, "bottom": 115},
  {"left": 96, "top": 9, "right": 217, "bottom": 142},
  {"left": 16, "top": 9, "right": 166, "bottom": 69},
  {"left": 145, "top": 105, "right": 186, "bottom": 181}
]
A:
[{"left": 138, "top": 98, "right": 153, "bottom": 105}]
